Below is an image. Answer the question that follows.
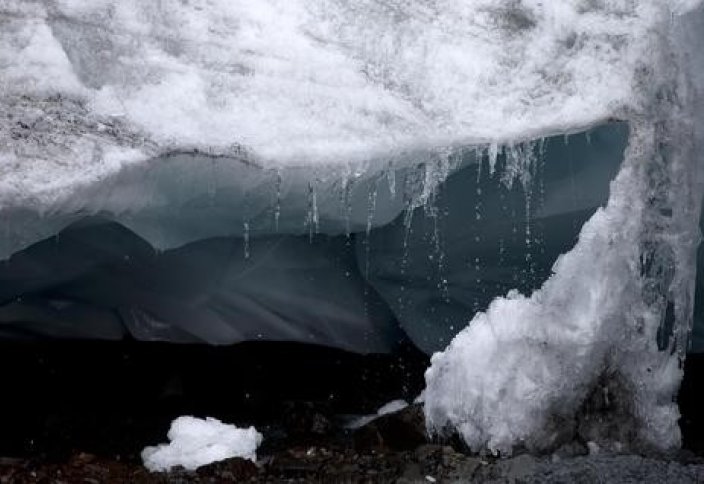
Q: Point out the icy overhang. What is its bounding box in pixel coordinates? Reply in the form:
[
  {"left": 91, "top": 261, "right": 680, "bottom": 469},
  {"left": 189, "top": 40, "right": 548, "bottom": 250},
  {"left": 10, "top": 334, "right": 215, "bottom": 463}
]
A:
[
  {"left": 2, "top": 1, "right": 703, "bottom": 360},
  {"left": 1, "top": 1, "right": 689, "bottom": 255},
  {"left": 1, "top": 1, "right": 677, "bottom": 171}
]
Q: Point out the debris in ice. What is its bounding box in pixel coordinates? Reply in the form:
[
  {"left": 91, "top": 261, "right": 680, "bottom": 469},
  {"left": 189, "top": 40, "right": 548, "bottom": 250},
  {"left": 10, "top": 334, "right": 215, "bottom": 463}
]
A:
[{"left": 142, "top": 416, "right": 262, "bottom": 472}]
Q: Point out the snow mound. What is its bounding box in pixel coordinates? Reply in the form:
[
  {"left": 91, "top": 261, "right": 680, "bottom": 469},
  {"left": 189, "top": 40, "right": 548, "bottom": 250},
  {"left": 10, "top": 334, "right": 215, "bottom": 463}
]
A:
[{"left": 142, "top": 417, "right": 262, "bottom": 472}]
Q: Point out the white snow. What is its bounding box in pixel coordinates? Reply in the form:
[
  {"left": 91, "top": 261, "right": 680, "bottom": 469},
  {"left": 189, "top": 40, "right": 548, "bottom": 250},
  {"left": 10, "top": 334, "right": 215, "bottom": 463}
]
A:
[
  {"left": 0, "top": 0, "right": 693, "bottom": 213},
  {"left": 424, "top": 4, "right": 704, "bottom": 455},
  {"left": 141, "top": 416, "right": 262, "bottom": 472}
]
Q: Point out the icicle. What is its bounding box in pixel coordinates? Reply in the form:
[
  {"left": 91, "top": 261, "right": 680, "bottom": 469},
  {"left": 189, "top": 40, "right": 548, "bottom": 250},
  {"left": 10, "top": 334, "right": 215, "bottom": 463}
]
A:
[
  {"left": 398, "top": 169, "right": 420, "bottom": 318},
  {"left": 488, "top": 142, "right": 499, "bottom": 175},
  {"left": 387, "top": 162, "right": 396, "bottom": 199},
  {"left": 500, "top": 143, "right": 517, "bottom": 188},
  {"left": 419, "top": 157, "right": 451, "bottom": 304},
  {"left": 339, "top": 166, "right": 356, "bottom": 239},
  {"left": 305, "top": 180, "right": 319, "bottom": 242},
  {"left": 243, "top": 220, "right": 250, "bottom": 260},
  {"left": 273, "top": 168, "right": 282, "bottom": 232}
]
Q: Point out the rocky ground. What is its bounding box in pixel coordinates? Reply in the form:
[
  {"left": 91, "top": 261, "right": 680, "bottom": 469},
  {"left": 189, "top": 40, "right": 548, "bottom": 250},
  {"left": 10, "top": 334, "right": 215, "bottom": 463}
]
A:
[
  {"left": 2, "top": 403, "right": 704, "bottom": 483},
  {"left": 1, "top": 342, "right": 704, "bottom": 483}
]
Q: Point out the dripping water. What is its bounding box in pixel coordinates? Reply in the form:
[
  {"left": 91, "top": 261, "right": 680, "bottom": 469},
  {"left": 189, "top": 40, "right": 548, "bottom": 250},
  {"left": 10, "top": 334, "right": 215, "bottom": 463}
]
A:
[
  {"left": 473, "top": 154, "right": 487, "bottom": 311},
  {"left": 243, "top": 220, "right": 250, "bottom": 259},
  {"left": 397, "top": 165, "right": 425, "bottom": 318},
  {"left": 305, "top": 181, "right": 319, "bottom": 242},
  {"left": 273, "top": 169, "right": 282, "bottom": 232},
  {"left": 364, "top": 180, "right": 378, "bottom": 284},
  {"left": 340, "top": 170, "right": 355, "bottom": 240}
]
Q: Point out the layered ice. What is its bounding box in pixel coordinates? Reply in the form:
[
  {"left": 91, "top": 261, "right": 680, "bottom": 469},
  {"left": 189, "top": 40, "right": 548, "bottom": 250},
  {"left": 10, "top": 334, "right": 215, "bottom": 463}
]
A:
[
  {"left": 0, "top": 128, "right": 627, "bottom": 351},
  {"left": 0, "top": 0, "right": 691, "bottom": 255},
  {"left": 0, "top": 218, "right": 404, "bottom": 352}
]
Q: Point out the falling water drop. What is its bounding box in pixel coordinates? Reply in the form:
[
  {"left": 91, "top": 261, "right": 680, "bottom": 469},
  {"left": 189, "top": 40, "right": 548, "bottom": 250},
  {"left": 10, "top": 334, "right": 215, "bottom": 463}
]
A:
[{"left": 364, "top": 181, "right": 379, "bottom": 283}]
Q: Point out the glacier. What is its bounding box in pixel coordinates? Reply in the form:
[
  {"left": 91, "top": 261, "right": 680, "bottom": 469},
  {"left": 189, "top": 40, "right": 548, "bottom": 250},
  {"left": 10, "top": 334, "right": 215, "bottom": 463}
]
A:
[{"left": 2, "top": 0, "right": 704, "bottom": 458}]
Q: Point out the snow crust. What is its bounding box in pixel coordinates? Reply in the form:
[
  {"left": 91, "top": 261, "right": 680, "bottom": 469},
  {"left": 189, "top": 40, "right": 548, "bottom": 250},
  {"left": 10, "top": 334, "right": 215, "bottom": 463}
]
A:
[
  {"left": 142, "top": 416, "right": 262, "bottom": 472},
  {"left": 0, "top": 0, "right": 692, "bottom": 219}
]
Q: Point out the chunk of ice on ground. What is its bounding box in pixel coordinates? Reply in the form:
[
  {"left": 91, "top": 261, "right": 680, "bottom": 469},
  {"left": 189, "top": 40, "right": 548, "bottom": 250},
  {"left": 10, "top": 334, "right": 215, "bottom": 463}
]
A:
[
  {"left": 347, "top": 399, "right": 409, "bottom": 429},
  {"left": 377, "top": 399, "right": 409, "bottom": 416},
  {"left": 142, "top": 416, "right": 262, "bottom": 472}
]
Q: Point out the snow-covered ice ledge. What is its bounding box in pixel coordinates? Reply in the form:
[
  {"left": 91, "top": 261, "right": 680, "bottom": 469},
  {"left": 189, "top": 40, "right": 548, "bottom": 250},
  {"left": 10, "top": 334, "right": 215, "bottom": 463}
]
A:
[
  {"left": 2, "top": 0, "right": 704, "bottom": 457},
  {"left": 0, "top": 1, "right": 682, "bottom": 225}
]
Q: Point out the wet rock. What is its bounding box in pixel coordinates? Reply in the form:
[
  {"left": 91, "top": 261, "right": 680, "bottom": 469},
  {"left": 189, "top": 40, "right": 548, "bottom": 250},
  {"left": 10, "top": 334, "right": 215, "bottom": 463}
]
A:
[
  {"left": 354, "top": 403, "right": 428, "bottom": 452},
  {"left": 397, "top": 461, "right": 424, "bottom": 483}
]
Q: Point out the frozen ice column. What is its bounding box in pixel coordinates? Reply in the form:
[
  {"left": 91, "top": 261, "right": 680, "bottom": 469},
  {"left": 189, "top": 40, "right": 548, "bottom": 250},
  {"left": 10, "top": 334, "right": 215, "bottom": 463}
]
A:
[{"left": 424, "top": 4, "right": 704, "bottom": 456}]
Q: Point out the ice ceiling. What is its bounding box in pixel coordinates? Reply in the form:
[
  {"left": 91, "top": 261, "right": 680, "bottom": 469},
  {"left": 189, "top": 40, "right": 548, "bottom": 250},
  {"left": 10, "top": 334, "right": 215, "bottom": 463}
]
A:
[{"left": 0, "top": 0, "right": 690, "bottom": 208}]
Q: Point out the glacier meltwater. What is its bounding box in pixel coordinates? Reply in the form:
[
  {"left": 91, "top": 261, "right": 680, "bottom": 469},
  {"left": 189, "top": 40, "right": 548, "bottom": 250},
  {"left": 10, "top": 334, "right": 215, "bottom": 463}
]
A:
[{"left": 2, "top": 0, "right": 704, "bottom": 456}]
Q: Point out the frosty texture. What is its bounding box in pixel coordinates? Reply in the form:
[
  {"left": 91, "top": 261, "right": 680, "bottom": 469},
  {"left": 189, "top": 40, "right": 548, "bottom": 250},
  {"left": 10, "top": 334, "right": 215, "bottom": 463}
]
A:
[
  {"left": 0, "top": 0, "right": 691, "bottom": 256},
  {"left": 424, "top": 4, "right": 704, "bottom": 455},
  {"left": 142, "top": 416, "right": 262, "bottom": 472}
]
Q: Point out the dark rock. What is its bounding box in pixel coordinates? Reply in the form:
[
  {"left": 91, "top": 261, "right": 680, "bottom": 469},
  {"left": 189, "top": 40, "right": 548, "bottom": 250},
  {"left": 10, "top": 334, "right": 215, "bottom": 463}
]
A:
[
  {"left": 280, "top": 400, "right": 333, "bottom": 438},
  {"left": 354, "top": 403, "right": 428, "bottom": 452},
  {"left": 397, "top": 461, "right": 423, "bottom": 483},
  {"left": 195, "top": 457, "right": 258, "bottom": 482},
  {"left": 473, "top": 453, "right": 539, "bottom": 483},
  {"left": 575, "top": 371, "right": 638, "bottom": 450}
]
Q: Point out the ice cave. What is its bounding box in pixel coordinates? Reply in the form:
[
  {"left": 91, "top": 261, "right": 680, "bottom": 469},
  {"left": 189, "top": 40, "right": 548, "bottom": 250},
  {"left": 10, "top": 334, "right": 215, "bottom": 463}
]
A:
[{"left": 2, "top": 0, "right": 704, "bottom": 481}]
